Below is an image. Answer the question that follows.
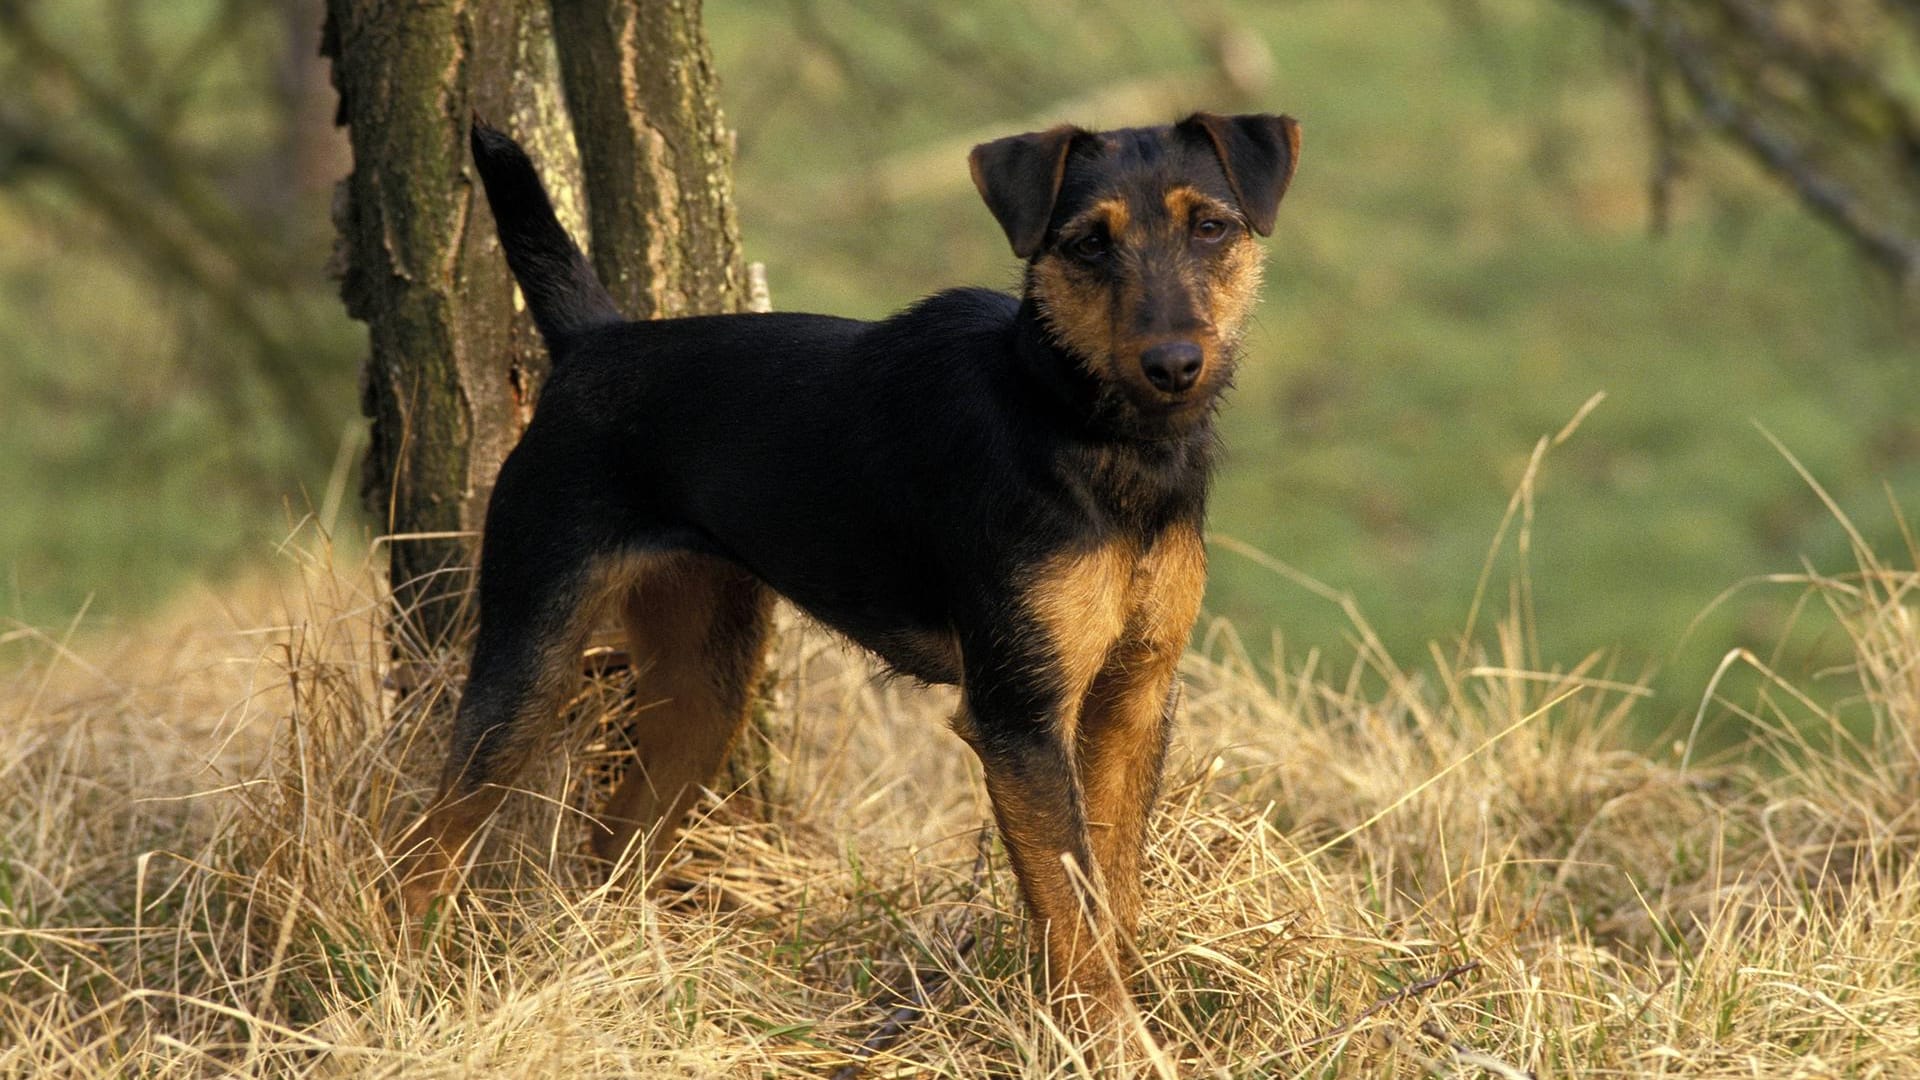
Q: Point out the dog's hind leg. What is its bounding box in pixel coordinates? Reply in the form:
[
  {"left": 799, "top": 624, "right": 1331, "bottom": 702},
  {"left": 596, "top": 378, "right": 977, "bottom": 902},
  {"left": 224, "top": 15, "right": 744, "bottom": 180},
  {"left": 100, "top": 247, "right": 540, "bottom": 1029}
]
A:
[
  {"left": 590, "top": 554, "right": 774, "bottom": 871},
  {"left": 395, "top": 463, "right": 636, "bottom": 915}
]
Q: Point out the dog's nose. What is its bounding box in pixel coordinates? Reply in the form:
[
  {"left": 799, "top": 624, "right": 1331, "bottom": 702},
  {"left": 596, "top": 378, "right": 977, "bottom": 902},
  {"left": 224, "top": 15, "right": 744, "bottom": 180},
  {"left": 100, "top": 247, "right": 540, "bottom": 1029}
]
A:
[{"left": 1140, "top": 342, "right": 1203, "bottom": 393}]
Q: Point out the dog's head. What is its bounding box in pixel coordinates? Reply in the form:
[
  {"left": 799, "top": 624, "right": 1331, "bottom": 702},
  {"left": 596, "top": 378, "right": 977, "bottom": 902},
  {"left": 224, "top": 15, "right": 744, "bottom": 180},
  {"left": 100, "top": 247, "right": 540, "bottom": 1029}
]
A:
[{"left": 971, "top": 113, "right": 1298, "bottom": 434}]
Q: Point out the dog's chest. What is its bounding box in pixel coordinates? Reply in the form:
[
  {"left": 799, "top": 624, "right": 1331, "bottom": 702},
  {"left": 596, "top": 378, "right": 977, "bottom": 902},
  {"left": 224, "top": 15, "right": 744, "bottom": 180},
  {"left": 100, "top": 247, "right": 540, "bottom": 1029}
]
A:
[
  {"left": 765, "top": 558, "right": 964, "bottom": 685},
  {"left": 861, "top": 626, "right": 965, "bottom": 685}
]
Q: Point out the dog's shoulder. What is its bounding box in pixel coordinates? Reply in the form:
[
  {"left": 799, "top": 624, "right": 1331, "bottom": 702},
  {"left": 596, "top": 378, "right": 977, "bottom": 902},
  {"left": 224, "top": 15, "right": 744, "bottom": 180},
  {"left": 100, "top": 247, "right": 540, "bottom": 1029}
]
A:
[
  {"left": 863, "top": 288, "right": 1017, "bottom": 359},
  {"left": 888, "top": 286, "right": 1019, "bottom": 328}
]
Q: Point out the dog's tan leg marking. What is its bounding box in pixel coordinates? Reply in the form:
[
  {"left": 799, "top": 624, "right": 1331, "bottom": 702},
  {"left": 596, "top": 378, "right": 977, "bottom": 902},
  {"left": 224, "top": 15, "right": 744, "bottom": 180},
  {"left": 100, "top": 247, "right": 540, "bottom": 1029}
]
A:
[
  {"left": 1077, "top": 524, "right": 1206, "bottom": 947},
  {"left": 397, "top": 629, "right": 589, "bottom": 917},
  {"left": 966, "top": 541, "right": 1139, "bottom": 1022},
  {"left": 396, "top": 552, "right": 652, "bottom": 916},
  {"left": 970, "top": 728, "right": 1121, "bottom": 1031},
  {"left": 591, "top": 555, "right": 774, "bottom": 870},
  {"left": 397, "top": 789, "right": 511, "bottom": 917}
]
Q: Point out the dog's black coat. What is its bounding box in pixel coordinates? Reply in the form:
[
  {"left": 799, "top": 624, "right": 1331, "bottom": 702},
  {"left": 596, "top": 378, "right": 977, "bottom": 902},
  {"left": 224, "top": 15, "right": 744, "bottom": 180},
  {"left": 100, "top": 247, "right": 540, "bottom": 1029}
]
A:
[
  {"left": 470, "top": 126, "right": 1209, "bottom": 726},
  {"left": 409, "top": 118, "right": 1298, "bottom": 1025}
]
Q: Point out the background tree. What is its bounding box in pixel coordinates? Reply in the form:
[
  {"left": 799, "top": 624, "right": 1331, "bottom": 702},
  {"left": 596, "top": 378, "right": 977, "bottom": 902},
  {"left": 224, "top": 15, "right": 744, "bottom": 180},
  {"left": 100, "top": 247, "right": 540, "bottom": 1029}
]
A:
[
  {"left": 1566, "top": 0, "right": 1920, "bottom": 284},
  {"left": 323, "top": 0, "right": 745, "bottom": 659},
  {"left": 322, "top": 0, "right": 583, "bottom": 666},
  {"left": 549, "top": 0, "right": 748, "bottom": 319}
]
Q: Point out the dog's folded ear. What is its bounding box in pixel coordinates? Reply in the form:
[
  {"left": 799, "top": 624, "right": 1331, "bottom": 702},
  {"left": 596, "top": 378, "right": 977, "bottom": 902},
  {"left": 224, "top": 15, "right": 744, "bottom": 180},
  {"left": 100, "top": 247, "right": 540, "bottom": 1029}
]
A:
[
  {"left": 969, "top": 126, "right": 1084, "bottom": 259},
  {"left": 1179, "top": 113, "right": 1301, "bottom": 236}
]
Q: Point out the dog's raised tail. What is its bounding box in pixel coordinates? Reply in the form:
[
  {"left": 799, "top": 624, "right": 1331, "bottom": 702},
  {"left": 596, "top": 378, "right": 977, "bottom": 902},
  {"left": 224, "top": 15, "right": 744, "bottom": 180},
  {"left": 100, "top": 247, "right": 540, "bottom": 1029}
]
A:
[{"left": 469, "top": 120, "right": 622, "bottom": 352}]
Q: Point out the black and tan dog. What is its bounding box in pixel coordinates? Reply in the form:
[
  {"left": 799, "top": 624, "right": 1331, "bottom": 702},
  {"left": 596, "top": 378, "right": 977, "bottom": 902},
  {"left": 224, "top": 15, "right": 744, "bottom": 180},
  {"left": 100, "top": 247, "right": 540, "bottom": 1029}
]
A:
[{"left": 398, "top": 112, "right": 1299, "bottom": 1025}]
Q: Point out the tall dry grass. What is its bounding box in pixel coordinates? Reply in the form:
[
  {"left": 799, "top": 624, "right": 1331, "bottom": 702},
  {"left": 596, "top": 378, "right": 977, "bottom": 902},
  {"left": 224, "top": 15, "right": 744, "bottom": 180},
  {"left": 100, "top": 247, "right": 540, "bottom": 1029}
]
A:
[{"left": 3, "top": 479, "right": 1916, "bottom": 1076}]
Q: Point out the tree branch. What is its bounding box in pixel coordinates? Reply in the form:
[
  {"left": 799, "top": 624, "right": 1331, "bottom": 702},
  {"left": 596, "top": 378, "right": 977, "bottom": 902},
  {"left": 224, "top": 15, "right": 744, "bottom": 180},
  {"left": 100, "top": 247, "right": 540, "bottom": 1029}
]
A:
[{"left": 1570, "top": 0, "right": 1920, "bottom": 281}]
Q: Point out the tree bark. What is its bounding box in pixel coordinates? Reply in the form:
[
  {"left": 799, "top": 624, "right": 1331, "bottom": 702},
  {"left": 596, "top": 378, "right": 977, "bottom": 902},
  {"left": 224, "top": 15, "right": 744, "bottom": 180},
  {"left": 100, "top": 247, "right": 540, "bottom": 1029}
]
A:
[
  {"left": 324, "top": 0, "right": 588, "bottom": 661},
  {"left": 549, "top": 0, "right": 747, "bottom": 318}
]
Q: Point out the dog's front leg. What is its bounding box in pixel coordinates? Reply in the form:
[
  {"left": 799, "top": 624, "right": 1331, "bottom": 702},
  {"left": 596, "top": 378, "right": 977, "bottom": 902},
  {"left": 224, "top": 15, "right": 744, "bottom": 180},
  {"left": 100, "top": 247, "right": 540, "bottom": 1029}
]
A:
[
  {"left": 1076, "top": 668, "right": 1178, "bottom": 952},
  {"left": 953, "top": 544, "right": 1138, "bottom": 1031},
  {"left": 956, "top": 702, "right": 1124, "bottom": 1028},
  {"left": 1076, "top": 524, "right": 1206, "bottom": 947}
]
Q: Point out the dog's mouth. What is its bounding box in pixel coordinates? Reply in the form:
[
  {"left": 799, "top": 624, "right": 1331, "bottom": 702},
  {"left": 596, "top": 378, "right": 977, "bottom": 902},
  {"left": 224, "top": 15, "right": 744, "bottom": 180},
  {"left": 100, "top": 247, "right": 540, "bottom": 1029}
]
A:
[
  {"left": 1042, "top": 319, "right": 1233, "bottom": 438},
  {"left": 1093, "top": 376, "right": 1226, "bottom": 440}
]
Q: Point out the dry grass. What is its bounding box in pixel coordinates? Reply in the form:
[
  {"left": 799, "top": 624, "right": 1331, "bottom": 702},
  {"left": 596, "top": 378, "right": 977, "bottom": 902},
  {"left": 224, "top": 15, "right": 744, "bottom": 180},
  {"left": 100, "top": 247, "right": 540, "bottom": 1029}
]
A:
[{"left": 3, "top": 500, "right": 1917, "bottom": 1077}]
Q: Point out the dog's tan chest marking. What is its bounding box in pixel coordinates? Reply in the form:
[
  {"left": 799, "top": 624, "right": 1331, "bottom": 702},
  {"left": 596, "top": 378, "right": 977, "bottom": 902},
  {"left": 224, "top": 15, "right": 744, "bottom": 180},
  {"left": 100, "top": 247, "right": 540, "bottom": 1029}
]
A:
[
  {"left": 1024, "top": 526, "right": 1209, "bottom": 713},
  {"left": 1025, "top": 542, "right": 1136, "bottom": 707},
  {"left": 1119, "top": 524, "right": 1207, "bottom": 660}
]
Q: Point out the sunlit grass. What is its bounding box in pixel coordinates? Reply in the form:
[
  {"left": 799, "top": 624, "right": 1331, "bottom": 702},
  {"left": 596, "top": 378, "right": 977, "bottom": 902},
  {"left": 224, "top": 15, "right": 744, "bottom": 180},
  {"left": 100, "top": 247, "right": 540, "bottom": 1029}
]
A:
[{"left": 2, "top": 465, "right": 1915, "bottom": 1075}]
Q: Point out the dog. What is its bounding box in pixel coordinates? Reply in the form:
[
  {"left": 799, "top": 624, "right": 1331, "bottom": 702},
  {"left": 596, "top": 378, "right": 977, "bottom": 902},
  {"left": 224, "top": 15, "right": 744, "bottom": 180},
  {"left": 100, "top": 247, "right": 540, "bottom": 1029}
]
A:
[{"left": 397, "top": 111, "right": 1299, "bottom": 1030}]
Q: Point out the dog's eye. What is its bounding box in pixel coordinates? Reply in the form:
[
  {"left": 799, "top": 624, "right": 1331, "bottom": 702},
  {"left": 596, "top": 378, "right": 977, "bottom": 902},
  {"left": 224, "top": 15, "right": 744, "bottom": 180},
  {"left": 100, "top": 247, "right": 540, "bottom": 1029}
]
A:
[
  {"left": 1068, "top": 233, "right": 1109, "bottom": 261},
  {"left": 1193, "top": 218, "right": 1231, "bottom": 243}
]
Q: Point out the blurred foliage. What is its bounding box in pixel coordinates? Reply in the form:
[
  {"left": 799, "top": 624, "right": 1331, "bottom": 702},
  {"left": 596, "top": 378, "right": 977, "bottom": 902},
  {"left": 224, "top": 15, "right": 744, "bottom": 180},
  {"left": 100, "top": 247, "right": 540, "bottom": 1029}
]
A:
[
  {"left": 1565, "top": 0, "right": 1920, "bottom": 278},
  {"left": 0, "top": 0, "right": 360, "bottom": 620},
  {"left": 2, "top": 0, "right": 1916, "bottom": 747}
]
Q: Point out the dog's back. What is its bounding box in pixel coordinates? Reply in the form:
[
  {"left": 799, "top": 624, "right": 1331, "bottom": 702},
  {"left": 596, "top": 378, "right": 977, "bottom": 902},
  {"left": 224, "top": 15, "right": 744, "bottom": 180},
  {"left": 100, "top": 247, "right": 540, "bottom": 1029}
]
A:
[{"left": 515, "top": 288, "right": 1040, "bottom": 685}]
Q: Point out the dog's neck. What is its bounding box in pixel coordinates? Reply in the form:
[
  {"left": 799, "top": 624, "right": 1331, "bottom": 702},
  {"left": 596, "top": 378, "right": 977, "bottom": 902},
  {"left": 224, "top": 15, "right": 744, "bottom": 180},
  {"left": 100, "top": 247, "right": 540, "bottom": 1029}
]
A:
[{"left": 1010, "top": 295, "right": 1216, "bottom": 536}]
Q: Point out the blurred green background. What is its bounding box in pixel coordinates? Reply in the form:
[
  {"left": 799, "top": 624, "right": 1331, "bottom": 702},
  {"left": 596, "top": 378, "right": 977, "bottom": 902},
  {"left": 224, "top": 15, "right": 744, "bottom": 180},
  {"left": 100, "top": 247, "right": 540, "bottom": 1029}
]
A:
[{"left": 4, "top": 0, "right": 1915, "bottom": 746}]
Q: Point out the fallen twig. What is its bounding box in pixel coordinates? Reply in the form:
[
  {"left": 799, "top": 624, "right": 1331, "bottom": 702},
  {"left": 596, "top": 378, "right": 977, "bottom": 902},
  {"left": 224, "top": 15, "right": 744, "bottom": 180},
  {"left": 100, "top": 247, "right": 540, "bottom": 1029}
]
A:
[
  {"left": 1293, "top": 959, "right": 1483, "bottom": 1053},
  {"left": 830, "top": 828, "right": 993, "bottom": 1080},
  {"left": 1418, "top": 1018, "right": 1537, "bottom": 1080}
]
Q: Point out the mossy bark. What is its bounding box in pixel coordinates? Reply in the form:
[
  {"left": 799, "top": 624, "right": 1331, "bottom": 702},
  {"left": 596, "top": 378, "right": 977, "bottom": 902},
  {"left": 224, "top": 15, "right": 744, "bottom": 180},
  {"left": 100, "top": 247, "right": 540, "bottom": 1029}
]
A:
[
  {"left": 549, "top": 0, "right": 747, "bottom": 319},
  {"left": 325, "top": 0, "right": 586, "bottom": 661}
]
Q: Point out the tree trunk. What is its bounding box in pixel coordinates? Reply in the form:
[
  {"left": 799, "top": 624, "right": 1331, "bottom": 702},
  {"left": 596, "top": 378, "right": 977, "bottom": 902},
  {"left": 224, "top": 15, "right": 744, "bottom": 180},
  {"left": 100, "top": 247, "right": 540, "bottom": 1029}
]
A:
[
  {"left": 326, "top": 0, "right": 775, "bottom": 802},
  {"left": 549, "top": 0, "right": 747, "bottom": 319},
  {"left": 324, "top": 1, "right": 588, "bottom": 662}
]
